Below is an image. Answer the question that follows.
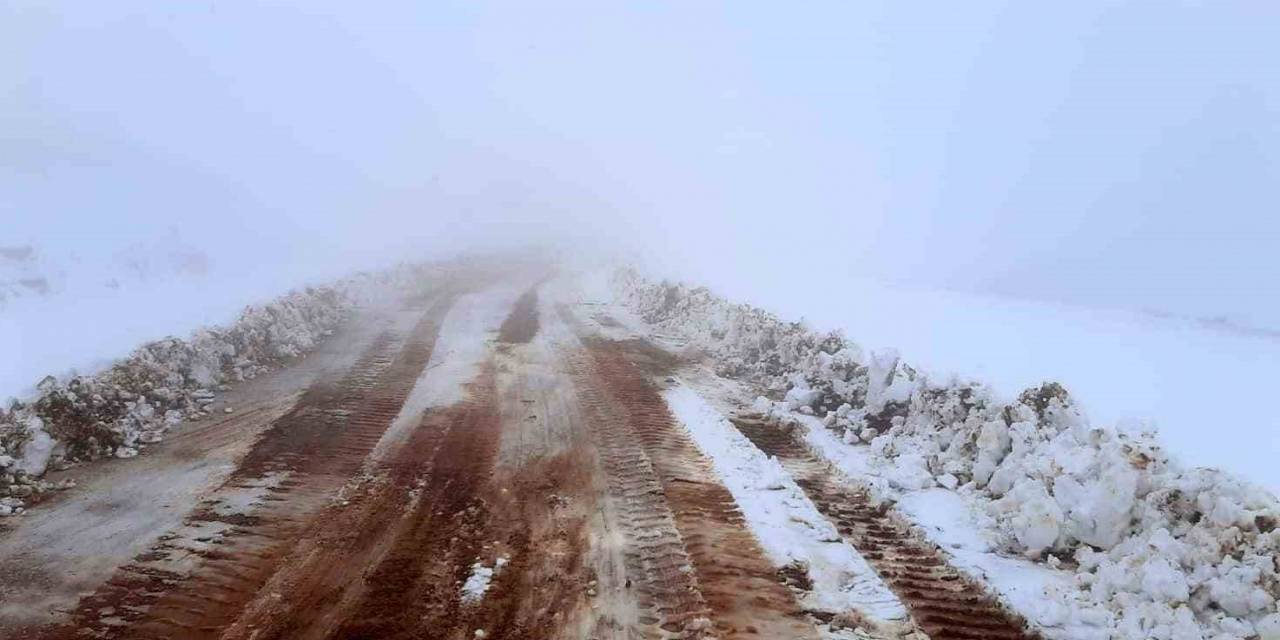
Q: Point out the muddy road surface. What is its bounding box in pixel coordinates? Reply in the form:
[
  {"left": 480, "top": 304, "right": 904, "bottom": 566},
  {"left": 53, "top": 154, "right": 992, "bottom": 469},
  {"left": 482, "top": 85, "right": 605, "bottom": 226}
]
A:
[{"left": 0, "top": 269, "right": 1039, "bottom": 640}]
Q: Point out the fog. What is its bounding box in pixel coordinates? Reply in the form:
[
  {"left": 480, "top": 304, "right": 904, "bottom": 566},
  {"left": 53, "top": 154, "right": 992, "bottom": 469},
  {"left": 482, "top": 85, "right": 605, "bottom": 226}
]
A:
[
  {"left": 4, "top": 1, "right": 1276, "bottom": 322},
  {"left": 4, "top": 0, "right": 1280, "bottom": 410}
]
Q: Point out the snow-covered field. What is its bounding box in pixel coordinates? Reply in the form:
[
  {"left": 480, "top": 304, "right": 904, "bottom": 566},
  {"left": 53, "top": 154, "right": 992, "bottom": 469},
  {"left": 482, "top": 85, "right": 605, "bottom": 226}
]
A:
[
  {"left": 611, "top": 267, "right": 1280, "bottom": 640},
  {"left": 0, "top": 242, "right": 411, "bottom": 403}
]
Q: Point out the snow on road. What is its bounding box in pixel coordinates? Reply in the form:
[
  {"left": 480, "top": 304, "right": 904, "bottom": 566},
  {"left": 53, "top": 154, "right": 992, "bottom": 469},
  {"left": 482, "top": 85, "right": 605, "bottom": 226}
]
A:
[
  {"left": 373, "top": 283, "right": 525, "bottom": 461},
  {"left": 411, "top": 285, "right": 526, "bottom": 409},
  {"left": 460, "top": 556, "right": 508, "bottom": 604},
  {"left": 662, "top": 381, "right": 907, "bottom": 625}
]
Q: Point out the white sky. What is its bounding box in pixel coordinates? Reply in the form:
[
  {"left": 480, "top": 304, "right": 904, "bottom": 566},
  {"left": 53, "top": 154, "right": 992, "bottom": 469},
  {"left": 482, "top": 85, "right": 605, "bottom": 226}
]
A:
[{"left": 3, "top": 1, "right": 1278, "bottom": 325}]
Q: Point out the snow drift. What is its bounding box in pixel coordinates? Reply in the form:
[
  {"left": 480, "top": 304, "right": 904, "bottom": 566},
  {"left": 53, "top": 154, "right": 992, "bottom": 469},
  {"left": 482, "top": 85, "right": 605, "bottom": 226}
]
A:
[{"left": 613, "top": 268, "right": 1280, "bottom": 640}]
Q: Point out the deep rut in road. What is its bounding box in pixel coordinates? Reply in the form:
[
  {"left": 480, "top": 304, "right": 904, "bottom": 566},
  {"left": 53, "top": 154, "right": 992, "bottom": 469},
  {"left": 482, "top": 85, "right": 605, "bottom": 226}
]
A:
[{"left": 732, "top": 416, "right": 1042, "bottom": 640}]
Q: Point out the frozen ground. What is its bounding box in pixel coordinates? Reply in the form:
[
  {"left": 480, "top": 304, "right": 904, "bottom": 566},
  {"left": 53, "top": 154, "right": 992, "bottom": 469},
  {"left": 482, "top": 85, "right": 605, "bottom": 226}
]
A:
[{"left": 666, "top": 271, "right": 1280, "bottom": 493}]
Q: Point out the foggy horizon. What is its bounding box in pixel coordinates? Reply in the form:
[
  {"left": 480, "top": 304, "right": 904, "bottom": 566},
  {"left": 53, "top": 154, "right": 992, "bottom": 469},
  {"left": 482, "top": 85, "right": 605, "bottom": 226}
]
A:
[{"left": 5, "top": 1, "right": 1277, "bottom": 328}]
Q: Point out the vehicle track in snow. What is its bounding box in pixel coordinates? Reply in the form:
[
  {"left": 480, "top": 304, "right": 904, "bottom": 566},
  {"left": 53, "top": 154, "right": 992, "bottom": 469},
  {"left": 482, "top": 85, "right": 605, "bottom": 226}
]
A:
[
  {"left": 28, "top": 294, "right": 458, "bottom": 640},
  {"left": 226, "top": 292, "right": 596, "bottom": 639},
  {"left": 731, "top": 416, "right": 1042, "bottom": 640},
  {"left": 320, "top": 364, "right": 507, "bottom": 639},
  {"left": 6, "top": 275, "right": 871, "bottom": 640},
  {"left": 570, "top": 332, "right": 820, "bottom": 640},
  {"left": 567, "top": 350, "right": 716, "bottom": 639}
]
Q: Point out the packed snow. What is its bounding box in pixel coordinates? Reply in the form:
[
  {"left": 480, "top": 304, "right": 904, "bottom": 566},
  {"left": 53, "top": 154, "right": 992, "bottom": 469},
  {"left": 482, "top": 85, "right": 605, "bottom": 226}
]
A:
[
  {"left": 402, "top": 284, "right": 527, "bottom": 410},
  {"left": 371, "top": 283, "right": 529, "bottom": 461},
  {"left": 662, "top": 381, "right": 907, "bottom": 626},
  {"left": 614, "top": 268, "right": 1280, "bottom": 640}
]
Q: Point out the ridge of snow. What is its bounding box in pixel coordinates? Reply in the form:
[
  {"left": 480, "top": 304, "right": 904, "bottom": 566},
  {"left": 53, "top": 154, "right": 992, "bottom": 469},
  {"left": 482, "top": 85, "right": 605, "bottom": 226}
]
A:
[
  {"left": 0, "top": 262, "right": 447, "bottom": 515},
  {"left": 614, "top": 267, "right": 1280, "bottom": 640}
]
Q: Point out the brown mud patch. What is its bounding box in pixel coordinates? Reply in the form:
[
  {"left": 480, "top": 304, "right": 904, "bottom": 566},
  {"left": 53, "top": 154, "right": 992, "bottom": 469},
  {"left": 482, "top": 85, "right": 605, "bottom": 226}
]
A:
[
  {"left": 315, "top": 364, "right": 594, "bottom": 640},
  {"left": 498, "top": 286, "right": 540, "bottom": 344},
  {"left": 584, "top": 336, "right": 682, "bottom": 377}
]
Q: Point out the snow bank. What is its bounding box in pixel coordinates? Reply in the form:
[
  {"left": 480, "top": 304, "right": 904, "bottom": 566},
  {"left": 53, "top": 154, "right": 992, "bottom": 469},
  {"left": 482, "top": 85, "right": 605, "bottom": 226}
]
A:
[
  {"left": 0, "top": 262, "right": 442, "bottom": 515},
  {"left": 614, "top": 268, "right": 1280, "bottom": 640},
  {"left": 683, "top": 269, "right": 1280, "bottom": 494}
]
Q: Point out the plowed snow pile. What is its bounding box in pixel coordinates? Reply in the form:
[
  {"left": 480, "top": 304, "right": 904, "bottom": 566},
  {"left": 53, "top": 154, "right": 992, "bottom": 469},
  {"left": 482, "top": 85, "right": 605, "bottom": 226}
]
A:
[
  {"left": 613, "top": 268, "right": 1280, "bottom": 640},
  {"left": 0, "top": 263, "right": 441, "bottom": 516}
]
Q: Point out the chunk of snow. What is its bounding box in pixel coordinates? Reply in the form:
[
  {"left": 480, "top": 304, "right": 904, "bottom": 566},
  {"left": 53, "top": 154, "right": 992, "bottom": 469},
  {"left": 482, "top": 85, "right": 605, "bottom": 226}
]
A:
[
  {"left": 460, "top": 562, "right": 497, "bottom": 604},
  {"left": 16, "top": 419, "right": 55, "bottom": 476},
  {"left": 1141, "top": 556, "right": 1190, "bottom": 604},
  {"left": 884, "top": 452, "right": 934, "bottom": 491},
  {"left": 784, "top": 382, "right": 821, "bottom": 410},
  {"left": 1257, "top": 613, "right": 1280, "bottom": 640}
]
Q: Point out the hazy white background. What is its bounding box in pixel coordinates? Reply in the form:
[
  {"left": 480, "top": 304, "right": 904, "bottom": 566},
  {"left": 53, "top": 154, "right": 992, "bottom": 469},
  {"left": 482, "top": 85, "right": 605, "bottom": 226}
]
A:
[{"left": 3, "top": 2, "right": 1278, "bottom": 485}]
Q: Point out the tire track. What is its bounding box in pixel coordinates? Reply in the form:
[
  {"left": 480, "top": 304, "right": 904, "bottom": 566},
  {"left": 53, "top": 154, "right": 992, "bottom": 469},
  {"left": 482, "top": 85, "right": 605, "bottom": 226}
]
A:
[
  {"left": 570, "top": 335, "right": 819, "bottom": 640},
  {"left": 300, "top": 360, "right": 596, "bottom": 640},
  {"left": 325, "top": 364, "right": 505, "bottom": 639},
  {"left": 567, "top": 351, "right": 716, "bottom": 639},
  {"left": 32, "top": 295, "right": 457, "bottom": 640},
  {"left": 731, "top": 416, "right": 1043, "bottom": 640}
]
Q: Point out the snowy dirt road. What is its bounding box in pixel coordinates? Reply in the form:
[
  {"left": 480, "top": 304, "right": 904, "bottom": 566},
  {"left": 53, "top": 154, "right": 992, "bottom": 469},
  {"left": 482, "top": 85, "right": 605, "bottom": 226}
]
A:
[{"left": 0, "top": 266, "right": 1045, "bottom": 640}]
